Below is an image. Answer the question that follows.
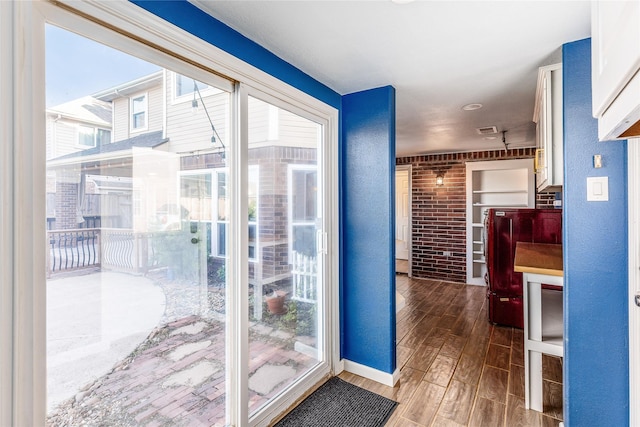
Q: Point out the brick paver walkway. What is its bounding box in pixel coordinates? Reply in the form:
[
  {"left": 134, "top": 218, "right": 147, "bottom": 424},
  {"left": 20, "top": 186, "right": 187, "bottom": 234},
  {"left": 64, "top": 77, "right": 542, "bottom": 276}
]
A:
[{"left": 47, "top": 314, "right": 316, "bottom": 426}]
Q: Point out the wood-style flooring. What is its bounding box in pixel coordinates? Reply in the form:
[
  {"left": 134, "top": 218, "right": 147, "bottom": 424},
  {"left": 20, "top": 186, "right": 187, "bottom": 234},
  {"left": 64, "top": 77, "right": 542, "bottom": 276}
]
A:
[{"left": 339, "top": 276, "right": 563, "bottom": 427}]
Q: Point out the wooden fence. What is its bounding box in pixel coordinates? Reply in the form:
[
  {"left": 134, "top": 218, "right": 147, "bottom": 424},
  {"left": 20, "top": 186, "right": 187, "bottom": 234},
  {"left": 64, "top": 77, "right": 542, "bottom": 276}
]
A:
[{"left": 291, "top": 251, "right": 317, "bottom": 303}]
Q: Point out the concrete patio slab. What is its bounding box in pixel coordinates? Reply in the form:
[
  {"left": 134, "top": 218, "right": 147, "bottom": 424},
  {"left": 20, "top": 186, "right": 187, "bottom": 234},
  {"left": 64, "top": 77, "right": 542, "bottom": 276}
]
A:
[{"left": 47, "top": 271, "right": 165, "bottom": 411}]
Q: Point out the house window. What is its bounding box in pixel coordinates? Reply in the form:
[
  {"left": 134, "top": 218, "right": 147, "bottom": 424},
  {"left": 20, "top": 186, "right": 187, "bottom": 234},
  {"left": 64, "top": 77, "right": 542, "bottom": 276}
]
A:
[
  {"left": 175, "top": 74, "right": 209, "bottom": 98},
  {"left": 214, "top": 166, "right": 258, "bottom": 260},
  {"left": 290, "top": 167, "right": 318, "bottom": 255},
  {"left": 77, "top": 125, "right": 111, "bottom": 148},
  {"left": 289, "top": 166, "right": 318, "bottom": 302},
  {"left": 130, "top": 93, "right": 147, "bottom": 131}
]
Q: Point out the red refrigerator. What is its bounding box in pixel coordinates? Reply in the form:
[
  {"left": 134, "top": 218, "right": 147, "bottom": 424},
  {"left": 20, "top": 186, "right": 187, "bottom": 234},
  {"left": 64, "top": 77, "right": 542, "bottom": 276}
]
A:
[{"left": 484, "top": 208, "right": 562, "bottom": 328}]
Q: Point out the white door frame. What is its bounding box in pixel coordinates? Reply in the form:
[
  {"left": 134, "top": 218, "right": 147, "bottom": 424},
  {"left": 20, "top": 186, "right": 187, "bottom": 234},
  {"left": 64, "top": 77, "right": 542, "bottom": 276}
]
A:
[
  {"left": 629, "top": 139, "right": 639, "bottom": 427},
  {"left": 395, "top": 165, "right": 412, "bottom": 276},
  {"left": 3, "top": 1, "right": 339, "bottom": 425},
  {"left": 1, "top": 2, "right": 48, "bottom": 425}
]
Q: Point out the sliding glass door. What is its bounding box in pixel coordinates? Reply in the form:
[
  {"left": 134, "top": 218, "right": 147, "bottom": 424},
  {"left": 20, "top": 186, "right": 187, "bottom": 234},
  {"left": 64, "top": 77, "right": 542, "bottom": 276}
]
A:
[
  {"left": 246, "top": 94, "right": 325, "bottom": 415},
  {"left": 45, "top": 24, "right": 232, "bottom": 426},
  {"left": 21, "top": 3, "right": 336, "bottom": 425}
]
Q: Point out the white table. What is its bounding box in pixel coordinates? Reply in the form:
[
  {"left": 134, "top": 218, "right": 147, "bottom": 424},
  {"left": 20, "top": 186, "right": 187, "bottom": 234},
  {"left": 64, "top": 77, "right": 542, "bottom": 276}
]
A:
[{"left": 514, "top": 242, "right": 564, "bottom": 413}]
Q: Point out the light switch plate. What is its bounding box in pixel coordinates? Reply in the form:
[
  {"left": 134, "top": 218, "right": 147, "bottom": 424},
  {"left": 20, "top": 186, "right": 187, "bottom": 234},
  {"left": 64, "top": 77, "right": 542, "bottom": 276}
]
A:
[{"left": 587, "top": 176, "right": 609, "bottom": 201}]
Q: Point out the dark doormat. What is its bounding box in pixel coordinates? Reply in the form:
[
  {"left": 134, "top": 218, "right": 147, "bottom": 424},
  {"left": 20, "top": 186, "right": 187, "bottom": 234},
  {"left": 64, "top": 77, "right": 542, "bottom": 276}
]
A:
[{"left": 274, "top": 377, "right": 398, "bottom": 427}]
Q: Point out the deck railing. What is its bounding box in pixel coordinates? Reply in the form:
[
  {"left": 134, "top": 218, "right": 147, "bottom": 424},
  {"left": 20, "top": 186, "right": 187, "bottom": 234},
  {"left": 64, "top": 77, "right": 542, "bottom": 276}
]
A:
[
  {"left": 47, "top": 228, "right": 101, "bottom": 275},
  {"left": 47, "top": 228, "right": 157, "bottom": 277}
]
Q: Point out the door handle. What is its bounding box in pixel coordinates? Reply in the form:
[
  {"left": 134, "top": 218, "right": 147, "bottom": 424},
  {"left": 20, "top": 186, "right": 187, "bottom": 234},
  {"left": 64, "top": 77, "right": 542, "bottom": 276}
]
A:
[
  {"left": 191, "top": 237, "right": 200, "bottom": 244},
  {"left": 635, "top": 293, "right": 640, "bottom": 308}
]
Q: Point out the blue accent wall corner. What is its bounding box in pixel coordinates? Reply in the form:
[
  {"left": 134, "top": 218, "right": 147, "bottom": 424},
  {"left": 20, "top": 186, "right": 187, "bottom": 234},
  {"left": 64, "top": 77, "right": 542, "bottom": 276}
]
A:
[
  {"left": 341, "top": 86, "right": 396, "bottom": 374},
  {"left": 562, "top": 38, "right": 629, "bottom": 426}
]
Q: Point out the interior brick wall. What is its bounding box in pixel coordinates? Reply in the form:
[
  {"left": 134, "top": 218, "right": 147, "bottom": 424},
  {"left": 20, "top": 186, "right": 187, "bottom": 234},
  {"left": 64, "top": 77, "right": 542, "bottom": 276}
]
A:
[{"left": 396, "top": 148, "right": 560, "bottom": 284}]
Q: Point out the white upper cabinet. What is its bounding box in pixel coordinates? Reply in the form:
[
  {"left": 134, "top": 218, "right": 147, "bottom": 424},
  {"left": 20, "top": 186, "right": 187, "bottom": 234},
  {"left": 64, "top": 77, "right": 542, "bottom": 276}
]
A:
[
  {"left": 533, "top": 63, "right": 563, "bottom": 192},
  {"left": 591, "top": 1, "right": 640, "bottom": 141}
]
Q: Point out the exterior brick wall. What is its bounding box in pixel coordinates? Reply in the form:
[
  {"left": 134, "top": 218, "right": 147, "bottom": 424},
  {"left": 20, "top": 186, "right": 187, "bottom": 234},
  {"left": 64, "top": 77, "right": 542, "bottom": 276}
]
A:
[
  {"left": 397, "top": 148, "right": 561, "bottom": 284},
  {"left": 181, "top": 146, "right": 316, "bottom": 295},
  {"left": 250, "top": 146, "right": 317, "bottom": 286},
  {"left": 55, "top": 182, "right": 80, "bottom": 230}
]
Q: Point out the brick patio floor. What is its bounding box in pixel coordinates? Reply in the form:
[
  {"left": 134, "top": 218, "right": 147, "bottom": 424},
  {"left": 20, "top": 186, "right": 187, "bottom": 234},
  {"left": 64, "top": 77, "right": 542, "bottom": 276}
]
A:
[{"left": 47, "top": 314, "right": 317, "bottom": 427}]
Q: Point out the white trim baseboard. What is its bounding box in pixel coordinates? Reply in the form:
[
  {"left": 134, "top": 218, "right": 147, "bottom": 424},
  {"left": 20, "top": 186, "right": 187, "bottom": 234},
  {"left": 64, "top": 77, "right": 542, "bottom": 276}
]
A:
[
  {"left": 342, "top": 359, "right": 400, "bottom": 387},
  {"left": 396, "top": 291, "right": 406, "bottom": 313}
]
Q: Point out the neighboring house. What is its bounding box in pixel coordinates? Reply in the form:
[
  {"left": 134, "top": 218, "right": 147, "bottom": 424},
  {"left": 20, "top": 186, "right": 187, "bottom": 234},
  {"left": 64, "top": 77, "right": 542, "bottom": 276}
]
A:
[
  {"left": 45, "top": 96, "right": 112, "bottom": 229},
  {"left": 46, "top": 95, "right": 112, "bottom": 161},
  {"left": 46, "top": 69, "right": 319, "bottom": 303}
]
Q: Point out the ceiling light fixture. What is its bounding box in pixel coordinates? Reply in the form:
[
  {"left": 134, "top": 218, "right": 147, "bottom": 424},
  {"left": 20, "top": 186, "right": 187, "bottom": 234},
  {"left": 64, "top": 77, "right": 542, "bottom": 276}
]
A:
[{"left": 462, "top": 103, "right": 483, "bottom": 111}]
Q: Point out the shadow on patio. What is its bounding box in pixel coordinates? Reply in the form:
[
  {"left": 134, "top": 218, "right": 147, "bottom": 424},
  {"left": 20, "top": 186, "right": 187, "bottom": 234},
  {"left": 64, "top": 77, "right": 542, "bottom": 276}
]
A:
[{"left": 46, "top": 270, "right": 318, "bottom": 427}]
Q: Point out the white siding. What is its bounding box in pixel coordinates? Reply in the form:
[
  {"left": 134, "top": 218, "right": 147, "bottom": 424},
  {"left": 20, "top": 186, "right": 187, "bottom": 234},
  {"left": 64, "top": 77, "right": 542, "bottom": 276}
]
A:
[
  {"left": 111, "top": 83, "right": 163, "bottom": 142},
  {"left": 246, "top": 97, "right": 318, "bottom": 148},
  {"left": 166, "top": 75, "right": 230, "bottom": 152},
  {"left": 112, "top": 98, "right": 129, "bottom": 142},
  {"left": 46, "top": 116, "right": 54, "bottom": 160},
  {"left": 248, "top": 97, "right": 270, "bottom": 144},
  {"left": 147, "top": 85, "right": 163, "bottom": 133},
  {"left": 54, "top": 121, "right": 78, "bottom": 157},
  {"left": 278, "top": 109, "right": 320, "bottom": 148}
]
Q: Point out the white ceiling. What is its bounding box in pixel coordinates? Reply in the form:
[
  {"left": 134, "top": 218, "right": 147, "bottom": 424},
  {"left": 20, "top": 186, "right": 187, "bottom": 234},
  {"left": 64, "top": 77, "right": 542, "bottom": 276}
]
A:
[{"left": 192, "top": 0, "right": 591, "bottom": 157}]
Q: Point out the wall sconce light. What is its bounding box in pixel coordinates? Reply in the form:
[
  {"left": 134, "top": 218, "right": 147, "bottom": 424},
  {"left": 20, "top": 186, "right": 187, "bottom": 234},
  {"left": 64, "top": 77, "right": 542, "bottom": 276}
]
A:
[{"left": 436, "top": 172, "right": 445, "bottom": 187}]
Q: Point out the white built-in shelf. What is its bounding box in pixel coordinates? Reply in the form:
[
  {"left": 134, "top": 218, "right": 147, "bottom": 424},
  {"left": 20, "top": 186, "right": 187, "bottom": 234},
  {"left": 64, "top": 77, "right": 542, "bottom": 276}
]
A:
[
  {"left": 472, "top": 203, "right": 529, "bottom": 207},
  {"left": 472, "top": 190, "right": 528, "bottom": 194},
  {"left": 466, "top": 159, "right": 535, "bottom": 286}
]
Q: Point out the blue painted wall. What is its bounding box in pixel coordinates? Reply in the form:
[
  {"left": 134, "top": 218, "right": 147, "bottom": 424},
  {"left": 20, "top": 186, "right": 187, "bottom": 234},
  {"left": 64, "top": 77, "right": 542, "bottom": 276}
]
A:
[
  {"left": 563, "top": 38, "right": 629, "bottom": 425},
  {"left": 341, "top": 86, "right": 396, "bottom": 374}
]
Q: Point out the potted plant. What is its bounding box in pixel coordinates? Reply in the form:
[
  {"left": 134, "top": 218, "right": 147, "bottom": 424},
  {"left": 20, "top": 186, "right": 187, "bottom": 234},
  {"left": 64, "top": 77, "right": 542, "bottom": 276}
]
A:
[{"left": 265, "top": 290, "right": 287, "bottom": 315}]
